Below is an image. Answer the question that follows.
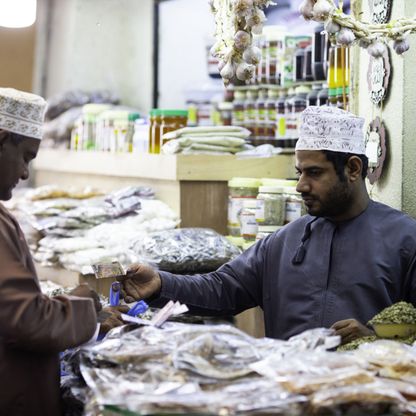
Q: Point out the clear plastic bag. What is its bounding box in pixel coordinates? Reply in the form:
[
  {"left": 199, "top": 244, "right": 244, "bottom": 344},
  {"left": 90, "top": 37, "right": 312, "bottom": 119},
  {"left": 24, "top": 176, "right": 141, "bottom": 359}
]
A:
[{"left": 131, "top": 228, "right": 241, "bottom": 273}]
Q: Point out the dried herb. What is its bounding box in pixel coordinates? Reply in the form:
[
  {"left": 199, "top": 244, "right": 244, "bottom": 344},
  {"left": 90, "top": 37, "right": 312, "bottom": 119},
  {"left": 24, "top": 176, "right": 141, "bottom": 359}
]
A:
[{"left": 368, "top": 301, "right": 416, "bottom": 325}]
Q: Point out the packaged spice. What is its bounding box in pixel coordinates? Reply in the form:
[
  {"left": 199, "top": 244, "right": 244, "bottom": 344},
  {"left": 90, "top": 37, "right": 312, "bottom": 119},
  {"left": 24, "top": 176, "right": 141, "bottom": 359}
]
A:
[
  {"left": 239, "top": 199, "right": 258, "bottom": 241},
  {"left": 255, "top": 186, "right": 285, "bottom": 226},
  {"left": 284, "top": 187, "right": 304, "bottom": 224},
  {"left": 228, "top": 177, "right": 261, "bottom": 236}
]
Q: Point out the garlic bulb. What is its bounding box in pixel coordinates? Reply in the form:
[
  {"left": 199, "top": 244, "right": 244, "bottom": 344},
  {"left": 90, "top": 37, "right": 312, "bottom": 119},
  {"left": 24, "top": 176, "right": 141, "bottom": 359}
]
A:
[
  {"left": 234, "top": 30, "right": 251, "bottom": 50},
  {"left": 245, "top": 8, "right": 266, "bottom": 28},
  {"left": 220, "top": 60, "right": 236, "bottom": 81},
  {"left": 324, "top": 20, "right": 340, "bottom": 34},
  {"left": 236, "top": 62, "right": 256, "bottom": 81},
  {"left": 233, "top": 0, "right": 254, "bottom": 17},
  {"left": 336, "top": 27, "right": 355, "bottom": 45},
  {"left": 358, "top": 38, "right": 372, "bottom": 49},
  {"left": 243, "top": 45, "right": 262, "bottom": 64},
  {"left": 393, "top": 38, "right": 410, "bottom": 55},
  {"left": 313, "top": 0, "right": 334, "bottom": 22},
  {"left": 251, "top": 23, "right": 264, "bottom": 35},
  {"left": 299, "top": 0, "right": 315, "bottom": 20},
  {"left": 367, "top": 41, "right": 386, "bottom": 58}
]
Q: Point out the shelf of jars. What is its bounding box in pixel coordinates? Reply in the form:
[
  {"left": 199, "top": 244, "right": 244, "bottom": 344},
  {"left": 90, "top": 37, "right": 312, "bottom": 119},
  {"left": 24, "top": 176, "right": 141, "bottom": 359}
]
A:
[{"left": 33, "top": 150, "right": 295, "bottom": 235}]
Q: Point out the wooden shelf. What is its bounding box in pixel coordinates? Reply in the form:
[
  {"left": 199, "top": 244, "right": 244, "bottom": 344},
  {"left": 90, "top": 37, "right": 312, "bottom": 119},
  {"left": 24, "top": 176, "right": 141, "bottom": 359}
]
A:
[{"left": 33, "top": 150, "right": 295, "bottom": 182}]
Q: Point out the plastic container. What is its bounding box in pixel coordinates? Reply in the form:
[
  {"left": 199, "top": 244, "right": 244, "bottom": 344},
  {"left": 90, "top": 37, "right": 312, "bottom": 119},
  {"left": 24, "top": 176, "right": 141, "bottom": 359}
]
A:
[
  {"left": 240, "top": 199, "right": 258, "bottom": 241},
  {"left": 256, "top": 225, "right": 283, "bottom": 241},
  {"left": 232, "top": 90, "right": 246, "bottom": 127},
  {"left": 256, "top": 89, "right": 268, "bottom": 141},
  {"left": 133, "top": 119, "right": 150, "bottom": 154},
  {"left": 306, "top": 83, "right": 322, "bottom": 107},
  {"left": 228, "top": 177, "right": 261, "bottom": 236},
  {"left": 284, "top": 187, "right": 304, "bottom": 224},
  {"left": 266, "top": 88, "right": 279, "bottom": 140},
  {"left": 317, "top": 84, "right": 329, "bottom": 106},
  {"left": 255, "top": 186, "right": 285, "bottom": 226},
  {"left": 372, "top": 323, "right": 416, "bottom": 339},
  {"left": 244, "top": 89, "right": 258, "bottom": 142}
]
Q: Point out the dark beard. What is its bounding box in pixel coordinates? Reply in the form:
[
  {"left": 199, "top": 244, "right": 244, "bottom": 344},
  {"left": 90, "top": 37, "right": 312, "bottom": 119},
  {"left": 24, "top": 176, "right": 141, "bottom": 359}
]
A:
[{"left": 306, "top": 181, "right": 353, "bottom": 218}]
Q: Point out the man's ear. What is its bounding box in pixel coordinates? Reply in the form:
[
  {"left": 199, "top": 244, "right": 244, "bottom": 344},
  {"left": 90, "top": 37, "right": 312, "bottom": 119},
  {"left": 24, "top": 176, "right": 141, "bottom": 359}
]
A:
[{"left": 346, "top": 156, "right": 363, "bottom": 182}]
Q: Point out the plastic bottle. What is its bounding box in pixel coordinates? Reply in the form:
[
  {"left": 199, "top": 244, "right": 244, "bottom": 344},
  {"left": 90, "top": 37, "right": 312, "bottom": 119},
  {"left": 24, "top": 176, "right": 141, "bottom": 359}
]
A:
[
  {"left": 292, "top": 85, "right": 311, "bottom": 147},
  {"left": 327, "top": 46, "right": 337, "bottom": 107},
  {"left": 276, "top": 90, "right": 287, "bottom": 147},
  {"left": 232, "top": 90, "right": 246, "bottom": 127},
  {"left": 306, "top": 83, "right": 322, "bottom": 107},
  {"left": 244, "top": 89, "right": 258, "bottom": 143},
  {"left": 317, "top": 84, "right": 329, "bottom": 106},
  {"left": 284, "top": 87, "right": 296, "bottom": 145},
  {"left": 256, "top": 88, "right": 268, "bottom": 142},
  {"left": 266, "top": 88, "right": 278, "bottom": 141}
]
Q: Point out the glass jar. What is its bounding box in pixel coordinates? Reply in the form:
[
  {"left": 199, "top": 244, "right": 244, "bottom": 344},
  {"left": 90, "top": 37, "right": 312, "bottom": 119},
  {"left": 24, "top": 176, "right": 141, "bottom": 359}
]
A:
[
  {"left": 266, "top": 88, "right": 278, "bottom": 140},
  {"left": 244, "top": 89, "right": 258, "bottom": 142},
  {"left": 256, "top": 225, "right": 283, "bottom": 241},
  {"left": 306, "top": 83, "right": 322, "bottom": 107},
  {"left": 317, "top": 84, "right": 329, "bottom": 106},
  {"left": 160, "top": 110, "right": 188, "bottom": 151},
  {"left": 149, "top": 109, "right": 162, "bottom": 154},
  {"left": 255, "top": 186, "right": 285, "bottom": 226},
  {"left": 218, "top": 102, "right": 233, "bottom": 126},
  {"left": 240, "top": 199, "right": 258, "bottom": 241},
  {"left": 284, "top": 187, "right": 305, "bottom": 224},
  {"left": 228, "top": 177, "right": 261, "bottom": 236}
]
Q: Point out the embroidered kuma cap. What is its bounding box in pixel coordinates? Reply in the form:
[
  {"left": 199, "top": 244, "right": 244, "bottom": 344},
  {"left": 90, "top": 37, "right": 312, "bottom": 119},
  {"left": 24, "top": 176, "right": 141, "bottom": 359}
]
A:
[
  {"left": 296, "top": 106, "right": 366, "bottom": 155},
  {"left": 0, "top": 88, "right": 46, "bottom": 140}
]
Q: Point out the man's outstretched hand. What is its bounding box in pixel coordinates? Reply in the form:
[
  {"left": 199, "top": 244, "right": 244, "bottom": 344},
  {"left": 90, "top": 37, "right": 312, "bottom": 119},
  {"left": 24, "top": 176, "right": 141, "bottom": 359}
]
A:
[
  {"left": 331, "top": 319, "right": 374, "bottom": 344},
  {"left": 118, "top": 263, "right": 162, "bottom": 303}
]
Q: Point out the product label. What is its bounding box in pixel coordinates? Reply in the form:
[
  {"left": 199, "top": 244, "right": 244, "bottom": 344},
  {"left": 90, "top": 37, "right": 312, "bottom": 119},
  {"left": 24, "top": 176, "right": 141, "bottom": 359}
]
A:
[
  {"left": 233, "top": 110, "right": 244, "bottom": 124},
  {"left": 240, "top": 213, "right": 258, "bottom": 237},
  {"left": 268, "top": 109, "right": 277, "bottom": 122},
  {"left": 258, "top": 108, "right": 266, "bottom": 121},
  {"left": 255, "top": 199, "right": 265, "bottom": 223},
  {"left": 276, "top": 115, "right": 286, "bottom": 138},
  {"left": 228, "top": 197, "right": 245, "bottom": 226},
  {"left": 285, "top": 201, "right": 302, "bottom": 223}
]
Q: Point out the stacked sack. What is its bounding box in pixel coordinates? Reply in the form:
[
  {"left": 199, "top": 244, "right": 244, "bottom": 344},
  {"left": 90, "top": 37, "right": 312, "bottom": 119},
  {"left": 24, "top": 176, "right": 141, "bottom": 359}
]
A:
[{"left": 161, "top": 126, "right": 251, "bottom": 155}]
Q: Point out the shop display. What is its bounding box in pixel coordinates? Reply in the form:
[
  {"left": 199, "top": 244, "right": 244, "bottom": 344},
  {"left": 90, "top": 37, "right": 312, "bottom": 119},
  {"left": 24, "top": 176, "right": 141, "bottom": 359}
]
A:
[
  {"left": 161, "top": 125, "right": 249, "bottom": 155},
  {"left": 209, "top": 0, "right": 275, "bottom": 85},
  {"left": 130, "top": 228, "right": 241, "bottom": 273},
  {"left": 11, "top": 185, "right": 179, "bottom": 274}
]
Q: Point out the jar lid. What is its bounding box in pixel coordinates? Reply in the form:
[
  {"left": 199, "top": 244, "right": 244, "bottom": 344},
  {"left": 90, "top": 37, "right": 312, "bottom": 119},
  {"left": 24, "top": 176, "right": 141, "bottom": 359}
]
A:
[
  {"left": 285, "top": 186, "right": 301, "bottom": 195},
  {"left": 218, "top": 102, "right": 233, "bottom": 110},
  {"left": 258, "top": 185, "right": 284, "bottom": 193},
  {"left": 261, "top": 178, "right": 298, "bottom": 187},
  {"left": 243, "top": 199, "right": 257, "bottom": 209},
  {"left": 150, "top": 109, "right": 188, "bottom": 117},
  {"left": 258, "top": 225, "right": 284, "bottom": 232},
  {"left": 228, "top": 177, "right": 261, "bottom": 188},
  {"left": 128, "top": 112, "right": 141, "bottom": 121}
]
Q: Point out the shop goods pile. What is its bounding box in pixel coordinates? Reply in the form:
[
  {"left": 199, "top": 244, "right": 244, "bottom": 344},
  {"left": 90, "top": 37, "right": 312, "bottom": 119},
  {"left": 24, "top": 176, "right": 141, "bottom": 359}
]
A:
[
  {"left": 161, "top": 126, "right": 250, "bottom": 155},
  {"left": 60, "top": 322, "right": 416, "bottom": 415},
  {"left": 131, "top": 228, "right": 241, "bottom": 273},
  {"left": 9, "top": 185, "right": 179, "bottom": 274}
]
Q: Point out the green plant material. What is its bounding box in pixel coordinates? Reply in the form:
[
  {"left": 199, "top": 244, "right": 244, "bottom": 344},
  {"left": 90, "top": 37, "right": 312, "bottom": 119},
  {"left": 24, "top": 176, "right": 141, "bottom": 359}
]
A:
[
  {"left": 337, "top": 336, "right": 378, "bottom": 351},
  {"left": 368, "top": 302, "right": 416, "bottom": 325}
]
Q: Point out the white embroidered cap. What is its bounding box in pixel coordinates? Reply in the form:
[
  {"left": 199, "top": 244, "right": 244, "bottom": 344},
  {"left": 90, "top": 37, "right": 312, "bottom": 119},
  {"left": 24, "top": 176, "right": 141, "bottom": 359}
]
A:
[
  {"left": 296, "top": 106, "right": 366, "bottom": 155},
  {"left": 0, "top": 88, "right": 46, "bottom": 140}
]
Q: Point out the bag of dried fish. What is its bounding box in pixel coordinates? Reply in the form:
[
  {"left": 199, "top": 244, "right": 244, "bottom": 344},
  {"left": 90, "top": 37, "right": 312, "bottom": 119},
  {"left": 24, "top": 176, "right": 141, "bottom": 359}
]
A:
[{"left": 131, "top": 228, "right": 241, "bottom": 273}]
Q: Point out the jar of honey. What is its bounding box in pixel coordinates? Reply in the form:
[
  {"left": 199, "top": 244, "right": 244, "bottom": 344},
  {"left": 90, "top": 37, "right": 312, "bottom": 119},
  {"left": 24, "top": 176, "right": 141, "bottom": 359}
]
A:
[{"left": 160, "top": 110, "right": 188, "bottom": 151}]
